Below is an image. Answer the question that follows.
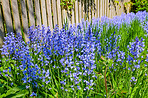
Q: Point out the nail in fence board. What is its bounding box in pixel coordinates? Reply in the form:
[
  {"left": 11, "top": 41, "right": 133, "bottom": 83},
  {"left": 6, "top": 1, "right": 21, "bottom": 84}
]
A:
[
  {"left": 11, "top": 0, "right": 21, "bottom": 34},
  {"left": 34, "top": 0, "right": 41, "bottom": 26},
  {"left": 40, "top": 0, "right": 47, "bottom": 27},
  {"left": 1, "top": 0, "right": 13, "bottom": 33},
  {"left": 46, "top": 0, "right": 53, "bottom": 30},
  {"left": 0, "top": 4, "right": 4, "bottom": 47},
  {"left": 57, "top": 0, "right": 62, "bottom": 29},
  {"left": 27, "top": 0, "right": 35, "bottom": 27}
]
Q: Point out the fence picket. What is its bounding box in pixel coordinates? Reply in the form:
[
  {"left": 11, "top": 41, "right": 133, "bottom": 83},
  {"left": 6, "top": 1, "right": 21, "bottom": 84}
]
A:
[
  {"left": 1, "top": 0, "right": 13, "bottom": 33},
  {"left": 11, "top": 0, "right": 21, "bottom": 33},
  {"left": 91, "top": 0, "right": 94, "bottom": 18},
  {"left": 81, "top": 0, "right": 85, "bottom": 20},
  {"left": 78, "top": 0, "right": 82, "bottom": 23},
  {"left": 75, "top": 0, "right": 78, "bottom": 25},
  {"left": 57, "top": 0, "right": 62, "bottom": 28},
  {"left": 20, "top": 0, "right": 28, "bottom": 32},
  {"left": 71, "top": 1, "right": 75, "bottom": 25},
  {"left": 52, "top": 0, "right": 57, "bottom": 27},
  {"left": 104, "top": 0, "right": 107, "bottom": 16},
  {"left": 34, "top": 0, "right": 41, "bottom": 26},
  {"left": 0, "top": 0, "right": 132, "bottom": 43},
  {"left": 94, "top": 0, "right": 97, "bottom": 18},
  {"left": 125, "top": 0, "right": 130, "bottom": 13},
  {"left": 100, "top": 0, "right": 103, "bottom": 18},
  {"left": 0, "top": 4, "right": 4, "bottom": 47},
  {"left": 103, "top": 0, "right": 105, "bottom": 16},
  {"left": 27, "top": 0, "right": 35, "bottom": 27},
  {"left": 46, "top": 0, "right": 53, "bottom": 30},
  {"left": 106, "top": 0, "right": 110, "bottom": 18},
  {"left": 20, "top": 0, "right": 29, "bottom": 41},
  {"left": 40, "top": 0, "right": 47, "bottom": 27},
  {"left": 88, "top": 0, "right": 91, "bottom": 21},
  {"left": 62, "top": 8, "right": 66, "bottom": 25}
]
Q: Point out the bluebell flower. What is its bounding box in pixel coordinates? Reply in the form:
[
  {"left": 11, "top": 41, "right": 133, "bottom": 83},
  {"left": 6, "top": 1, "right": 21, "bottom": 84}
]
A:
[
  {"left": 61, "top": 87, "right": 64, "bottom": 90},
  {"left": 26, "top": 85, "right": 30, "bottom": 89},
  {"left": 30, "top": 92, "right": 37, "bottom": 96}
]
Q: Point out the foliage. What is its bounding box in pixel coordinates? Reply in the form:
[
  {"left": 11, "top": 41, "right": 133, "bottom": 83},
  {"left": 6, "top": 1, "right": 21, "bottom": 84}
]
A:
[
  {"left": 133, "top": 0, "right": 148, "bottom": 12},
  {"left": 0, "top": 11, "right": 148, "bottom": 97},
  {"left": 60, "top": 0, "right": 75, "bottom": 15}
]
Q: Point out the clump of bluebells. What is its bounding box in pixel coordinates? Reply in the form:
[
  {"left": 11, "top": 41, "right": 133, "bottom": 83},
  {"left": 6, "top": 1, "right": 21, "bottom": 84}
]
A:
[{"left": 0, "top": 11, "right": 148, "bottom": 97}]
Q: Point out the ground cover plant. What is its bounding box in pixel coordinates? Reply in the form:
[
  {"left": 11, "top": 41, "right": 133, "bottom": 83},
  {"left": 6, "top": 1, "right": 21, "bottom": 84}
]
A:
[{"left": 0, "top": 11, "right": 148, "bottom": 98}]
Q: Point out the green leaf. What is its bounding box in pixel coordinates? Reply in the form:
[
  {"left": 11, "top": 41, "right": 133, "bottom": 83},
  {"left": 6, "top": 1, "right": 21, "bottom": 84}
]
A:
[
  {"left": 0, "top": 87, "right": 5, "bottom": 94},
  {"left": 2, "top": 85, "right": 25, "bottom": 97},
  {"left": 11, "top": 90, "right": 29, "bottom": 98},
  {"left": 40, "top": 91, "right": 54, "bottom": 98}
]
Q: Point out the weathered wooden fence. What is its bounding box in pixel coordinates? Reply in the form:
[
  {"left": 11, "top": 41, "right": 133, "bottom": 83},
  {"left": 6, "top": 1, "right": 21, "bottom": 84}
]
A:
[{"left": 0, "top": 0, "right": 131, "bottom": 46}]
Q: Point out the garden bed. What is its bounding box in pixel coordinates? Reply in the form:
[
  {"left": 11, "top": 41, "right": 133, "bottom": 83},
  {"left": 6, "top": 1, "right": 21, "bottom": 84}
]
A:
[{"left": 0, "top": 11, "right": 148, "bottom": 98}]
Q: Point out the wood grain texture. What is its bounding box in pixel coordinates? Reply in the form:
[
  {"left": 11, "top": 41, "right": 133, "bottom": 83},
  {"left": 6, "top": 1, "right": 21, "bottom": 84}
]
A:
[
  {"left": 71, "top": 1, "right": 75, "bottom": 25},
  {"left": 75, "top": 0, "right": 78, "bottom": 25},
  {"left": 98, "top": 0, "right": 100, "bottom": 18},
  {"left": 81, "top": 0, "right": 85, "bottom": 20},
  {"left": 34, "top": 0, "right": 41, "bottom": 26},
  {"left": 107, "top": 0, "right": 110, "bottom": 18},
  {"left": 52, "top": 0, "right": 57, "bottom": 27},
  {"left": 62, "top": 8, "right": 66, "bottom": 25},
  {"left": 94, "top": 0, "right": 97, "bottom": 18},
  {"left": 27, "top": 0, "right": 35, "bottom": 26},
  {"left": 104, "top": 0, "right": 107, "bottom": 16},
  {"left": 88, "top": 0, "right": 91, "bottom": 21},
  {"left": 100, "top": 0, "right": 103, "bottom": 18},
  {"left": 57, "top": 0, "right": 62, "bottom": 28},
  {"left": 0, "top": 3, "right": 4, "bottom": 47},
  {"left": 78, "top": 0, "right": 82, "bottom": 23},
  {"left": 102, "top": 0, "right": 105, "bottom": 16},
  {"left": 40, "top": 0, "right": 47, "bottom": 27},
  {"left": 11, "top": 0, "right": 21, "bottom": 33},
  {"left": 1, "top": 0, "right": 13, "bottom": 33},
  {"left": 20, "top": 0, "right": 29, "bottom": 41},
  {"left": 46, "top": 0, "right": 53, "bottom": 30},
  {"left": 91, "top": 0, "right": 94, "bottom": 18}
]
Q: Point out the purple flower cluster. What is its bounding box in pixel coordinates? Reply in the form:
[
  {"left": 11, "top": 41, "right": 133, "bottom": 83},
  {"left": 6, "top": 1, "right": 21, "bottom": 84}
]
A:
[
  {"left": 127, "top": 37, "right": 145, "bottom": 70},
  {"left": 0, "top": 11, "right": 147, "bottom": 97}
]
